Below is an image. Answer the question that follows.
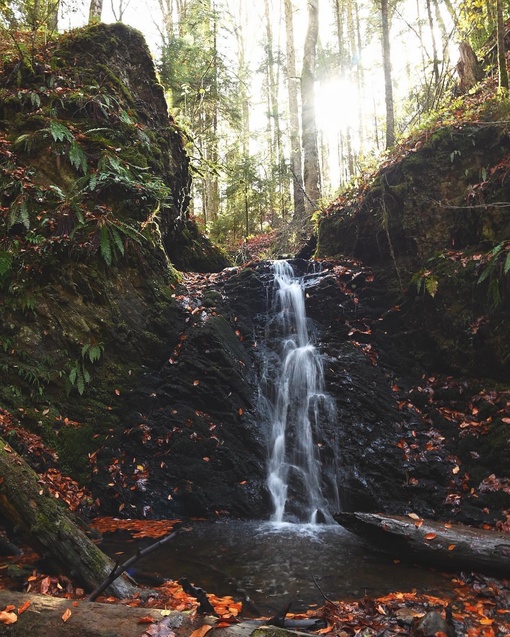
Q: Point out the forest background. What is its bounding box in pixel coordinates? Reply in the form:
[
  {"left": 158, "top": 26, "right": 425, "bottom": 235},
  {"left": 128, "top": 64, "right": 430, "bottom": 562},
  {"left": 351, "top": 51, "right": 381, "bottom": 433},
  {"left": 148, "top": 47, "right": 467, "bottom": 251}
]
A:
[{"left": 0, "top": 0, "right": 508, "bottom": 253}]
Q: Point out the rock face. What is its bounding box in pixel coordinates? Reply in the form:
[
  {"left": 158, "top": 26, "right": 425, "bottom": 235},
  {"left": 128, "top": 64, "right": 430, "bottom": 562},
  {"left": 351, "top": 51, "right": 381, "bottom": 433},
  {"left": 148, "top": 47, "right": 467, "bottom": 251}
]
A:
[
  {"left": 0, "top": 23, "right": 229, "bottom": 513},
  {"left": 314, "top": 120, "right": 510, "bottom": 527},
  {"left": 317, "top": 123, "right": 510, "bottom": 379}
]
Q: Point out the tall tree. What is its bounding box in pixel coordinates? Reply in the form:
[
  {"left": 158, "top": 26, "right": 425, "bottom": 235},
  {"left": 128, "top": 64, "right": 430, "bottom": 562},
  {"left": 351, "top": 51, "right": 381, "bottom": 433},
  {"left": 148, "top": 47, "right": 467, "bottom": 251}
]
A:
[
  {"left": 496, "top": 0, "right": 509, "bottom": 89},
  {"left": 88, "top": 0, "right": 103, "bottom": 22},
  {"left": 301, "top": 0, "right": 321, "bottom": 215},
  {"left": 380, "top": 0, "right": 395, "bottom": 147},
  {"left": 284, "top": 0, "right": 305, "bottom": 221}
]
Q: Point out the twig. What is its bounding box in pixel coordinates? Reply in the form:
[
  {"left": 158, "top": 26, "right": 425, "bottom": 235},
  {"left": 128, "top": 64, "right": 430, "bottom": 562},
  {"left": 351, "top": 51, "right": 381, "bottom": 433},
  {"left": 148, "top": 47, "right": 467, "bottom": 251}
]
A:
[
  {"left": 87, "top": 526, "right": 185, "bottom": 601},
  {"left": 312, "top": 575, "right": 336, "bottom": 604}
]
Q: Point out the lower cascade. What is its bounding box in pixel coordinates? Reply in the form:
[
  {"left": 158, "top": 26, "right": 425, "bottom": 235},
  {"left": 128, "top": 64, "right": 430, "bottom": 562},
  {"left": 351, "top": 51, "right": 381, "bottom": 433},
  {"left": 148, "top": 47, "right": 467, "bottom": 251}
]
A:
[{"left": 260, "top": 260, "right": 339, "bottom": 524}]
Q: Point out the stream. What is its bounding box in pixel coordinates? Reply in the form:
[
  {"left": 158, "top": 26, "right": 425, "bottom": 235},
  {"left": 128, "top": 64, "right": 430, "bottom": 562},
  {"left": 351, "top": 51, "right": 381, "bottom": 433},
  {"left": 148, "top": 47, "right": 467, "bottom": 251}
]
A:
[{"left": 102, "top": 520, "right": 456, "bottom": 613}]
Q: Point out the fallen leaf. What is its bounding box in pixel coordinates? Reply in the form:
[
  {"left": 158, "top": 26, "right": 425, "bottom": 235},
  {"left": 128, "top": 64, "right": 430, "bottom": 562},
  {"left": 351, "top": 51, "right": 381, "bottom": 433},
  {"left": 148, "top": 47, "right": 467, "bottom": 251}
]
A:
[
  {"left": 61, "top": 608, "right": 72, "bottom": 622},
  {"left": 424, "top": 532, "right": 437, "bottom": 540},
  {"left": 238, "top": 408, "right": 243, "bottom": 415},
  {"left": 193, "top": 380, "right": 200, "bottom": 386},
  {"left": 138, "top": 617, "right": 155, "bottom": 624},
  {"left": 0, "top": 611, "right": 17, "bottom": 625},
  {"left": 408, "top": 512, "right": 420, "bottom": 520},
  {"left": 17, "top": 601, "right": 31, "bottom": 615},
  {"left": 448, "top": 544, "right": 456, "bottom": 551},
  {"left": 189, "top": 625, "right": 213, "bottom": 637}
]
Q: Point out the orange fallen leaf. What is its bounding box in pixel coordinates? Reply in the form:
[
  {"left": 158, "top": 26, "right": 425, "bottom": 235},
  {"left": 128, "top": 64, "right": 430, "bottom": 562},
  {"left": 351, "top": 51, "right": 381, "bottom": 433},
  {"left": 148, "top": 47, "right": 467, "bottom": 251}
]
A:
[
  {"left": 448, "top": 544, "right": 456, "bottom": 551},
  {"left": 407, "top": 512, "right": 420, "bottom": 520},
  {"left": 61, "top": 608, "right": 72, "bottom": 622},
  {"left": 190, "top": 625, "right": 213, "bottom": 637},
  {"left": 138, "top": 616, "right": 155, "bottom": 624},
  {"left": 238, "top": 408, "right": 243, "bottom": 415},
  {"left": 414, "top": 520, "right": 424, "bottom": 528},
  {"left": 424, "top": 532, "right": 437, "bottom": 540},
  {"left": 193, "top": 380, "right": 200, "bottom": 386},
  {"left": 0, "top": 611, "right": 17, "bottom": 625},
  {"left": 17, "top": 601, "right": 31, "bottom": 615}
]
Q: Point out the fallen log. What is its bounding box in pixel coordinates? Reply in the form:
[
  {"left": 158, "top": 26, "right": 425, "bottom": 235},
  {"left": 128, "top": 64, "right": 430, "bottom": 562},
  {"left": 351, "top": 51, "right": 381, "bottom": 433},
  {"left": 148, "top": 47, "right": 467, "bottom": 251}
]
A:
[
  {"left": 0, "top": 590, "right": 309, "bottom": 637},
  {"left": 0, "top": 590, "right": 194, "bottom": 637},
  {"left": 335, "top": 512, "right": 510, "bottom": 577},
  {"left": 0, "top": 437, "right": 138, "bottom": 598}
]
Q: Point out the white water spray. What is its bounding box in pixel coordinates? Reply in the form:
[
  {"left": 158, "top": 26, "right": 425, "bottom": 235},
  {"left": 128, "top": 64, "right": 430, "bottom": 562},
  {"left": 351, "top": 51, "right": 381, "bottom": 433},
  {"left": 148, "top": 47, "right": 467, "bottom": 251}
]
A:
[{"left": 262, "top": 261, "right": 338, "bottom": 524}]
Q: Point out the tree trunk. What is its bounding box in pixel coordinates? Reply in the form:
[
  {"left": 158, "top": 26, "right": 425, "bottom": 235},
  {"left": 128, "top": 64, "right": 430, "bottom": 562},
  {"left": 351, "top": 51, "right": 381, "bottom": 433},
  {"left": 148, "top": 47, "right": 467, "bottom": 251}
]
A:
[
  {"left": 301, "top": 0, "right": 321, "bottom": 215},
  {"left": 497, "top": 0, "right": 509, "bottom": 89},
  {"left": 336, "top": 512, "right": 510, "bottom": 578},
  {"left": 380, "top": 0, "right": 395, "bottom": 148},
  {"left": 456, "top": 41, "right": 484, "bottom": 93},
  {"left": 284, "top": 0, "right": 305, "bottom": 222},
  {"left": 88, "top": 0, "right": 103, "bottom": 23},
  {"left": 0, "top": 438, "right": 138, "bottom": 598}
]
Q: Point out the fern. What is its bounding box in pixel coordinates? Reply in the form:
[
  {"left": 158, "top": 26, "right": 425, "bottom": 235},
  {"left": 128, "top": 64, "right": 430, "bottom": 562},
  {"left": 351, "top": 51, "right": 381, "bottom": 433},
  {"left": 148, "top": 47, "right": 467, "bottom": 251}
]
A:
[
  {"left": 8, "top": 198, "right": 30, "bottom": 230},
  {"left": 99, "top": 224, "right": 112, "bottom": 265},
  {"left": 49, "top": 120, "right": 73, "bottom": 143},
  {"left": 0, "top": 250, "right": 13, "bottom": 278},
  {"left": 69, "top": 140, "right": 88, "bottom": 174}
]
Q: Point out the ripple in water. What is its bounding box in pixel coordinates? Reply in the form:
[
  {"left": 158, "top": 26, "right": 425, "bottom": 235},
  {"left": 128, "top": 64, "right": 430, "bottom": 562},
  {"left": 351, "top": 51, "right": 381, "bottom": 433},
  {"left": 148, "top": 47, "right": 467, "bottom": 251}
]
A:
[{"left": 103, "top": 521, "right": 455, "bottom": 612}]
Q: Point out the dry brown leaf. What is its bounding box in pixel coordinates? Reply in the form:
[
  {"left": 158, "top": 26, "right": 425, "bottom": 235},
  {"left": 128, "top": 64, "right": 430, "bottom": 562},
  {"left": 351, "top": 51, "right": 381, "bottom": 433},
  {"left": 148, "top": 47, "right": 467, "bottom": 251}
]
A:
[
  {"left": 61, "top": 608, "right": 72, "bottom": 622},
  {"left": 138, "top": 616, "right": 155, "bottom": 624},
  {"left": 407, "top": 512, "right": 420, "bottom": 520},
  {"left": 448, "top": 544, "right": 456, "bottom": 551},
  {"left": 189, "top": 625, "right": 213, "bottom": 637},
  {"left": 17, "top": 601, "right": 31, "bottom": 615},
  {"left": 0, "top": 611, "right": 17, "bottom": 625},
  {"left": 424, "top": 532, "right": 437, "bottom": 540}
]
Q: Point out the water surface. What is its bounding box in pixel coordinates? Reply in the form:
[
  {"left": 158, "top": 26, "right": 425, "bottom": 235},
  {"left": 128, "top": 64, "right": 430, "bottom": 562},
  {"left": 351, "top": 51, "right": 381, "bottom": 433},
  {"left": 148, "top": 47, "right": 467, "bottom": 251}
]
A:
[{"left": 103, "top": 520, "right": 455, "bottom": 612}]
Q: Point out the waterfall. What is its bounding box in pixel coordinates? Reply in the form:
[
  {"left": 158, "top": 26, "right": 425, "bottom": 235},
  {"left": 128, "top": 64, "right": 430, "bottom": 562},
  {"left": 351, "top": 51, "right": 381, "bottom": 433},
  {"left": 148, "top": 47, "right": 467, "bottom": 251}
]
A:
[{"left": 261, "top": 260, "right": 338, "bottom": 524}]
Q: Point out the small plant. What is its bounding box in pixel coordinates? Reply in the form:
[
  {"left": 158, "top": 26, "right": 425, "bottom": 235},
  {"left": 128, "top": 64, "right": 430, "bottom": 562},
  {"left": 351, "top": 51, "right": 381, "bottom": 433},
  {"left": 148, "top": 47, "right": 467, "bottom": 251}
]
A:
[
  {"left": 68, "top": 341, "right": 104, "bottom": 396},
  {"left": 477, "top": 241, "right": 510, "bottom": 308},
  {"left": 410, "top": 268, "right": 439, "bottom": 298}
]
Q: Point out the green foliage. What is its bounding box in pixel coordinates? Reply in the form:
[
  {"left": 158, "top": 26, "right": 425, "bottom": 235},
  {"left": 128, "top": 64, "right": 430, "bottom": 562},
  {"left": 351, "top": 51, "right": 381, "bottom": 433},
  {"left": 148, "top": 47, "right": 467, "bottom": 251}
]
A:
[
  {"left": 477, "top": 241, "right": 510, "bottom": 308},
  {"left": 410, "top": 268, "right": 439, "bottom": 298},
  {"left": 68, "top": 340, "right": 104, "bottom": 395}
]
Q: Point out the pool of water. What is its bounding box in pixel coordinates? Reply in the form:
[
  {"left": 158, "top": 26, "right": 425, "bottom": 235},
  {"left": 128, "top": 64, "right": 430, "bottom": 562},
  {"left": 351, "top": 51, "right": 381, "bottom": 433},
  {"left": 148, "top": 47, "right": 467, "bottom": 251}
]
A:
[{"left": 102, "top": 520, "right": 455, "bottom": 613}]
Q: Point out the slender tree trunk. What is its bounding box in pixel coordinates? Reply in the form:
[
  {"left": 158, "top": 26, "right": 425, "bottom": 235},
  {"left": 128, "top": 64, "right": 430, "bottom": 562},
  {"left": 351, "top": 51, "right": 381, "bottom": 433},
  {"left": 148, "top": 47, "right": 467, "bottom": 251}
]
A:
[
  {"left": 425, "top": 0, "right": 440, "bottom": 86},
  {"left": 301, "top": 0, "right": 321, "bottom": 215},
  {"left": 158, "top": 0, "right": 174, "bottom": 41},
  {"left": 283, "top": 0, "right": 305, "bottom": 221},
  {"left": 381, "top": 0, "right": 395, "bottom": 148},
  {"left": 497, "top": 0, "right": 509, "bottom": 89},
  {"left": 0, "top": 438, "right": 138, "bottom": 598},
  {"left": 88, "top": 0, "right": 103, "bottom": 23}
]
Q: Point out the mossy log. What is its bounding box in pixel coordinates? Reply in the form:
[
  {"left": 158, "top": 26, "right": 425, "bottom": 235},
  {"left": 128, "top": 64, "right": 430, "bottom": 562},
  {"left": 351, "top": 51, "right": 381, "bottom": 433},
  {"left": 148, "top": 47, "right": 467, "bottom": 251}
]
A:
[
  {"left": 0, "top": 591, "right": 309, "bottom": 637},
  {"left": 0, "top": 590, "right": 191, "bottom": 637},
  {"left": 0, "top": 437, "right": 138, "bottom": 598},
  {"left": 336, "top": 512, "right": 510, "bottom": 577}
]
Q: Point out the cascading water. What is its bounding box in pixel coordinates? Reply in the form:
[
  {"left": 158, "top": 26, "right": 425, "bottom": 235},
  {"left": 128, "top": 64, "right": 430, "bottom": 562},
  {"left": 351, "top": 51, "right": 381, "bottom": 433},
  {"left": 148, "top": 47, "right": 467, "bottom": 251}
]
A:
[{"left": 260, "top": 260, "right": 339, "bottom": 524}]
